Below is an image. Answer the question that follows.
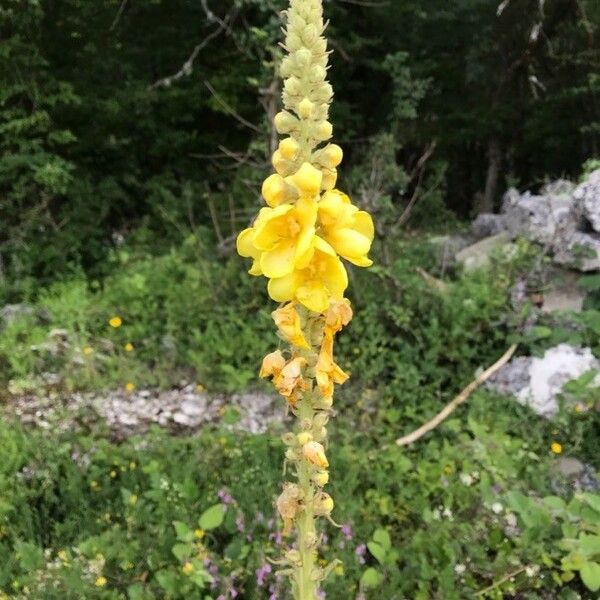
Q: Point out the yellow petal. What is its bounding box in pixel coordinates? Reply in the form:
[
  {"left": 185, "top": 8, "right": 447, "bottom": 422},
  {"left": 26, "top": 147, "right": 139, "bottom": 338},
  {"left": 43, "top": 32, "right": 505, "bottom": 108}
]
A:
[
  {"left": 268, "top": 272, "right": 301, "bottom": 303},
  {"left": 322, "top": 256, "right": 348, "bottom": 298},
  {"left": 296, "top": 281, "right": 330, "bottom": 313},
  {"left": 236, "top": 228, "right": 256, "bottom": 258},
  {"left": 260, "top": 239, "right": 296, "bottom": 278},
  {"left": 328, "top": 228, "right": 372, "bottom": 260},
  {"left": 353, "top": 211, "right": 375, "bottom": 241},
  {"left": 291, "top": 162, "right": 322, "bottom": 197}
]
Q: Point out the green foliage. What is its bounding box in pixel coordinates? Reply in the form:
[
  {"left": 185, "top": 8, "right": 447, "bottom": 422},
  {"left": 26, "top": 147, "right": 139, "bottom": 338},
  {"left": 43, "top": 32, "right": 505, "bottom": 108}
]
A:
[{"left": 0, "top": 388, "right": 597, "bottom": 599}]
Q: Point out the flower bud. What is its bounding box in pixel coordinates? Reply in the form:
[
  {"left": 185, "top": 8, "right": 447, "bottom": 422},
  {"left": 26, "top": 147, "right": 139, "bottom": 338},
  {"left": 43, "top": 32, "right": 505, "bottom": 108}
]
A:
[
  {"left": 313, "top": 492, "right": 334, "bottom": 516},
  {"left": 295, "top": 47, "right": 313, "bottom": 68},
  {"left": 297, "top": 431, "right": 313, "bottom": 446},
  {"left": 321, "top": 168, "right": 337, "bottom": 191},
  {"left": 322, "top": 144, "right": 343, "bottom": 168},
  {"left": 286, "top": 32, "right": 303, "bottom": 51},
  {"left": 298, "top": 98, "right": 314, "bottom": 119},
  {"left": 284, "top": 76, "right": 302, "bottom": 96},
  {"left": 291, "top": 162, "right": 322, "bottom": 197},
  {"left": 309, "top": 65, "right": 327, "bottom": 83},
  {"left": 279, "top": 138, "right": 300, "bottom": 161},
  {"left": 274, "top": 111, "right": 298, "bottom": 134},
  {"left": 302, "top": 441, "right": 328, "bottom": 468},
  {"left": 320, "top": 395, "right": 333, "bottom": 409},
  {"left": 313, "top": 413, "right": 329, "bottom": 428},
  {"left": 313, "top": 470, "right": 329, "bottom": 487},
  {"left": 285, "top": 549, "right": 302, "bottom": 565},
  {"left": 302, "top": 24, "right": 318, "bottom": 45},
  {"left": 314, "top": 120, "right": 333, "bottom": 141},
  {"left": 261, "top": 174, "right": 290, "bottom": 207},
  {"left": 272, "top": 150, "right": 293, "bottom": 176},
  {"left": 280, "top": 57, "right": 294, "bottom": 78}
]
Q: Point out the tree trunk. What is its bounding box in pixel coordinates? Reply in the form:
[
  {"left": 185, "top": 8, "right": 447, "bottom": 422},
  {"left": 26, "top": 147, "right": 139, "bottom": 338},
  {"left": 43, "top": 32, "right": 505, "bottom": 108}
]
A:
[{"left": 481, "top": 138, "right": 502, "bottom": 213}]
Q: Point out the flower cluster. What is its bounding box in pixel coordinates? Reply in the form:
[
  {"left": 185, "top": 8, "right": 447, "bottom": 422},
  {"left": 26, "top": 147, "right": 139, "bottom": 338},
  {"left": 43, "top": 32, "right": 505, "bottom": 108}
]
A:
[
  {"left": 237, "top": 1, "right": 374, "bottom": 314},
  {"left": 236, "top": 1, "right": 373, "bottom": 598}
]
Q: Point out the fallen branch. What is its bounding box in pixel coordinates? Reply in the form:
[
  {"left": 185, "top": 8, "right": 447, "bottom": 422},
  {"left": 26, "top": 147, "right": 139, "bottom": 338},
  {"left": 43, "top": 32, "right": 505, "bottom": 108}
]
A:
[{"left": 396, "top": 344, "right": 517, "bottom": 446}]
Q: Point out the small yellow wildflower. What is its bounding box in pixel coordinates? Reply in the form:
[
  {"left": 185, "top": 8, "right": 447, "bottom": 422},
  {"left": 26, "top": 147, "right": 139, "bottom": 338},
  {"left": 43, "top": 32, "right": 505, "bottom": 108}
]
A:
[
  {"left": 90, "top": 480, "right": 99, "bottom": 490},
  {"left": 83, "top": 346, "right": 93, "bottom": 355},
  {"left": 95, "top": 576, "right": 107, "bottom": 587},
  {"left": 194, "top": 528, "right": 205, "bottom": 539},
  {"left": 58, "top": 550, "right": 68, "bottom": 562},
  {"left": 334, "top": 563, "right": 344, "bottom": 576},
  {"left": 128, "top": 494, "right": 138, "bottom": 506},
  {"left": 196, "top": 383, "right": 205, "bottom": 392},
  {"left": 110, "top": 470, "right": 117, "bottom": 478},
  {"left": 129, "top": 461, "right": 137, "bottom": 470},
  {"left": 551, "top": 442, "right": 563, "bottom": 454},
  {"left": 125, "top": 382, "right": 135, "bottom": 393},
  {"left": 124, "top": 342, "right": 134, "bottom": 352},
  {"left": 302, "top": 441, "right": 329, "bottom": 469},
  {"left": 109, "top": 316, "right": 122, "bottom": 328},
  {"left": 182, "top": 562, "right": 194, "bottom": 575}
]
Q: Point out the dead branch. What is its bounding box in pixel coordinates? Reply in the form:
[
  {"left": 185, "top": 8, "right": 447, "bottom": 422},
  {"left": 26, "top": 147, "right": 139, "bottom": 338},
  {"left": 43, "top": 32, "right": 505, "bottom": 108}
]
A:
[{"left": 396, "top": 344, "right": 517, "bottom": 446}]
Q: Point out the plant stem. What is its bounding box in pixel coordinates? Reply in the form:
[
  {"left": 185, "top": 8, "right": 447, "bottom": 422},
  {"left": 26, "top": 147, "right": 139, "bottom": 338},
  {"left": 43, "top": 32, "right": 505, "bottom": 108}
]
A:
[{"left": 296, "top": 399, "right": 317, "bottom": 600}]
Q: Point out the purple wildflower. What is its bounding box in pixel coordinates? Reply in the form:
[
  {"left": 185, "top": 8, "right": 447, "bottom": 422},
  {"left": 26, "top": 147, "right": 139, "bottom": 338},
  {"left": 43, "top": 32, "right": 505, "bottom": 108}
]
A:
[
  {"left": 355, "top": 543, "right": 367, "bottom": 565},
  {"left": 256, "top": 563, "right": 272, "bottom": 587},
  {"left": 341, "top": 523, "right": 353, "bottom": 540},
  {"left": 218, "top": 488, "right": 234, "bottom": 505}
]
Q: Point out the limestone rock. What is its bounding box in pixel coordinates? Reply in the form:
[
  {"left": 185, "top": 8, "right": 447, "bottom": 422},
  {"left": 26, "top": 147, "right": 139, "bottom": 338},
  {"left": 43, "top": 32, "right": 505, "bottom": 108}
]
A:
[
  {"left": 574, "top": 168, "right": 600, "bottom": 232},
  {"left": 455, "top": 232, "right": 514, "bottom": 271},
  {"left": 503, "top": 191, "right": 577, "bottom": 245},
  {"left": 553, "top": 231, "right": 600, "bottom": 272},
  {"left": 487, "top": 344, "right": 599, "bottom": 417},
  {"left": 472, "top": 213, "right": 507, "bottom": 240}
]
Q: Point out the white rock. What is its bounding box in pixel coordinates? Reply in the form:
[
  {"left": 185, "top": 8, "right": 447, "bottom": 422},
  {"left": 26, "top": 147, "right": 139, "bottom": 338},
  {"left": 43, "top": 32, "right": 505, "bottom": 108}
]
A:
[
  {"left": 488, "top": 344, "right": 599, "bottom": 417},
  {"left": 455, "top": 232, "right": 514, "bottom": 271},
  {"left": 574, "top": 169, "right": 600, "bottom": 232},
  {"left": 553, "top": 231, "right": 600, "bottom": 271}
]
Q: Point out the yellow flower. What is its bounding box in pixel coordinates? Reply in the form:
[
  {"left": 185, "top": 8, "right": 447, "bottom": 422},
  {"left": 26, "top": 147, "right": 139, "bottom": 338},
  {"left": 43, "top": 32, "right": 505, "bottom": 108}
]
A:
[
  {"left": 252, "top": 198, "right": 317, "bottom": 279},
  {"left": 325, "top": 298, "right": 353, "bottom": 333},
  {"left": 316, "top": 330, "right": 349, "bottom": 401},
  {"left": 260, "top": 352, "right": 307, "bottom": 406},
  {"left": 58, "top": 550, "right": 68, "bottom": 562},
  {"left": 129, "top": 461, "right": 137, "bottom": 470},
  {"left": 277, "top": 483, "right": 304, "bottom": 537},
  {"left": 313, "top": 471, "right": 329, "bottom": 487},
  {"left": 95, "top": 576, "right": 107, "bottom": 587},
  {"left": 182, "top": 562, "right": 194, "bottom": 575},
  {"left": 291, "top": 162, "right": 323, "bottom": 197},
  {"left": 313, "top": 491, "right": 334, "bottom": 516},
  {"left": 260, "top": 350, "right": 287, "bottom": 379},
  {"left": 272, "top": 303, "right": 310, "bottom": 349},
  {"left": 297, "top": 432, "right": 313, "bottom": 446},
  {"left": 318, "top": 190, "right": 374, "bottom": 267},
  {"left": 194, "top": 528, "right": 205, "bottom": 539},
  {"left": 551, "top": 442, "right": 562, "bottom": 454},
  {"left": 83, "top": 346, "right": 93, "bottom": 355},
  {"left": 124, "top": 342, "right": 134, "bottom": 352},
  {"left": 196, "top": 383, "right": 205, "bottom": 392},
  {"left": 90, "top": 480, "right": 99, "bottom": 490},
  {"left": 262, "top": 173, "right": 297, "bottom": 207},
  {"left": 128, "top": 494, "right": 138, "bottom": 506},
  {"left": 125, "top": 382, "right": 135, "bottom": 393},
  {"left": 302, "top": 441, "right": 329, "bottom": 469},
  {"left": 268, "top": 237, "right": 348, "bottom": 313},
  {"left": 334, "top": 563, "right": 344, "bottom": 576},
  {"left": 109, "top": 316, "right": 122, "bottom": 328},
  {"left": 110, "top": 470, "right": 117, "bottom": 478}
]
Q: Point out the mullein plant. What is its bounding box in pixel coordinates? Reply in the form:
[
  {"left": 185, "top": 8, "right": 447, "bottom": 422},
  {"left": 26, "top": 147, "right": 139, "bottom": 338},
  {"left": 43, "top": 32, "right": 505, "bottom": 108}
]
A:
[{"left": 237, "top": 1, "right": 374, "bottom": 598}]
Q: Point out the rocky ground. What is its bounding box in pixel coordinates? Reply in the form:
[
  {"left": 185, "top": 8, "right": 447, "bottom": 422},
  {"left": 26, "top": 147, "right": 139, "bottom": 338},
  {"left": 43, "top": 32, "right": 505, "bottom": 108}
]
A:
[{"left": 3, "top": 385, "right": 287, "bottom": 440}]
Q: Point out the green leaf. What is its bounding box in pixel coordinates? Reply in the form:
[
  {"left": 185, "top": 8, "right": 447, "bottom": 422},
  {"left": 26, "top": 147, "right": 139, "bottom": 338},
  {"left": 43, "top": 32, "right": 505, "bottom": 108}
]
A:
[
  {"left": 156, "top": 569, "right": 180, "bottom": 595},
  {"left": 173, "top": 520, "right": 193, "bottom": 542},
  {"left": 582, "top": 493, "right": 600, "bottom": 514},
  {"left": 198, "top": 504, "right": 226, "bottom": 530},
  {"left": 579, "top": 535, "right": 600, "bottom": 557},
  {"left": 172, "top": 543, "right": 193, "bottom": 561},
  {"left": 367, "top": 541, "right": 387, "bottom": 565},
  {"left": 372, "top": 528, "right": 392, "bottom": 551},
  {"left": 543, "top": 496, "right": 566, "bottom": 512},
  {"left": 360, "top": 567, "right": 383, "bottom": 589},
  {"left": 580, "top": 561, "right": 600, "bottom": 592}
]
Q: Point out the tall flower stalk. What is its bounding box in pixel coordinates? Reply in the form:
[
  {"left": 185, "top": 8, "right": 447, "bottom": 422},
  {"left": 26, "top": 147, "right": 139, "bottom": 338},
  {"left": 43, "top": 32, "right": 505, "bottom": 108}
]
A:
[{"left": 237, "top": 1, "right": 374, "bottom": 598}]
